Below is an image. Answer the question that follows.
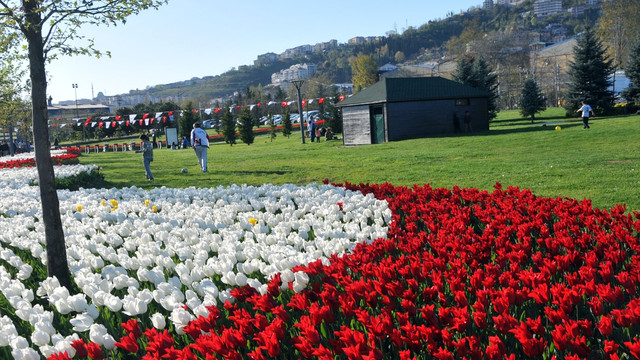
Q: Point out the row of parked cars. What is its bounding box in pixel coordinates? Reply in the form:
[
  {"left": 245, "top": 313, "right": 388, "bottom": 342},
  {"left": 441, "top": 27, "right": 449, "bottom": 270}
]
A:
[{"left": 201, "top": 111, "right": 329, "bottom": 129}]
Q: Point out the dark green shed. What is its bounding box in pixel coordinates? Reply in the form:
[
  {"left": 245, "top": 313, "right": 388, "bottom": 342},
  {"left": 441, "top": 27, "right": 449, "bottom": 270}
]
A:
[{"left": 338, "top": 77, "right": 490, "bottom": 145}]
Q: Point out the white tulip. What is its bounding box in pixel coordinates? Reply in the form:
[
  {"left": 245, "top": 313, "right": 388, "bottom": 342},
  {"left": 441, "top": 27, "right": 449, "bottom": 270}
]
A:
[
  {"left": 70, "top": 313, "right": 94, "bottom": 332},
  {"left": 150, "top": 313, "right": 166, "bottom": 330}
]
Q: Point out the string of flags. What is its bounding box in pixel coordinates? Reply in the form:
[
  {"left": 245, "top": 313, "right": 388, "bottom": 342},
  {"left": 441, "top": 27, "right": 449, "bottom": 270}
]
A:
[{"left": 48, "top": 95, "right": 349, "bottom": 128}]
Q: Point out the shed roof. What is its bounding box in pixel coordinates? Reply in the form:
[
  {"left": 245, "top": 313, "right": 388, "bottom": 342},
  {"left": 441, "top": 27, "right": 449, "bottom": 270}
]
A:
[{"left": 338, "top": 77, "right": 490, "bottom": 107}]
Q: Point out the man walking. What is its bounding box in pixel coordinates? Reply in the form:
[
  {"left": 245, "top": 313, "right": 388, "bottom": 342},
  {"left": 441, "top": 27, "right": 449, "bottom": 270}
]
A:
[
  {"left": 190, "top": 122, "right": 210, "bottom": 172},
  {"left": 577, "top": 101, "right": 594, "bottom": 129}
]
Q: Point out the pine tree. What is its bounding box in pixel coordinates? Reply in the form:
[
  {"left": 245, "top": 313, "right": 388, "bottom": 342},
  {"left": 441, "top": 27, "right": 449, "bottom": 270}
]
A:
[
  {"left": 564, "top": 27, "right": 615, "bottom": 115},
  {"left": 238, "top": 107, "right": 254, "bottom": 145},
  {"left": 221, "top": 108, "right": 236, "bottom": 146},
  {"left": 452, "top": 56, "right": 498, "bottom": 120},
  {"left": 622, "top": 31, "right": 640, "bottom": 104},
  {"left": 520, "top": 78, "right": 546, "bottom": 123},
  {"left": 282, "top": 108, "right": 292, "bottom": 138},
  {"left": 179, "top": 101, "right": 199, "bottom": 138}
]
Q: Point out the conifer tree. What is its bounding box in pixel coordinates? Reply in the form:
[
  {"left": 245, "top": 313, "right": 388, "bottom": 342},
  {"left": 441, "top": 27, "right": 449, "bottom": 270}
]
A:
[
  {"left": 221, "top": 108, "right": 236, "bottom": 146},
  {"left": 622, "top": 32, "right": 640, "bottom": 104},
  {"left": 238, "top": 107, "right": 254, "bottom": 145},
  {"left": 453, "top": 56, "right": 499, "bottom": 120},
  {"left": 564, "top": 27, "right": 614, "bottom": 114},
  {"left": 282, "top": 108, "right": 292, "bottom": 138},
  {"left": 520, "top": 78, "right": 546, "bottom": 122},
  {"left": 179, "top": 102, "right": 198, "bottom": 138}
]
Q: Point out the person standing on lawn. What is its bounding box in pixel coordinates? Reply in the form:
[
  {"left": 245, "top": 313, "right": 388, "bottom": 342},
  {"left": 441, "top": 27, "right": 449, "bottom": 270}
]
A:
[
  {"left": 577, "top": 101, "right": 594, "bottom": 129},
  {"left": 190, "top": 122, "right": 210, "bottom": 172},
  {"left": 135, "top": 134, "right": 154, "bottom": 180}
]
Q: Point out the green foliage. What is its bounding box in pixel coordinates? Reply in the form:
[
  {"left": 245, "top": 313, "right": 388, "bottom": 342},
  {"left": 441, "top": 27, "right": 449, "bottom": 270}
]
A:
[
  {"left": 564, "top": 27, "right": 615, "bottom": 115},
  {"left": 221, "top": 107, "right": 236, "bottom": 146},
  {"left": 326, "top": 101, "right": 342, "bottom": 134},
  {"left": 350, "top": 54, "right": 379, "bottom": 93},
  {"left": 622, "top": 31, "right": 640, "bottom": 104},
  {"left": 520, "top": 78, "right": 546, "bottom": 122},
  {"left": 453, "top": 56, "right": 499, "bottom": 120},
  {"left": 282, "top": 108, "right": 292, "bottom": 138},
  {"left": 238, "top": 107, "right": 255, "bottom": 145},
  {"left": 54, "top": 169, "right": 107, "bottom": 190},
  {"left": 178, "top": 101, "right": 199, "bottom": 138}
]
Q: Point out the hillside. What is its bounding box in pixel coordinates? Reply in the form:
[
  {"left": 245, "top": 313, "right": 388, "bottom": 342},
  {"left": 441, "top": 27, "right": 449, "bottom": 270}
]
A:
[{"left": 114, "top": 0, "right": 600, "bottom": 105}]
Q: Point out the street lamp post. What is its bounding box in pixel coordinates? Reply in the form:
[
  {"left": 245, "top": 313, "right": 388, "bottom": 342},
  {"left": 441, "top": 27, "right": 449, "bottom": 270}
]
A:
[
  {"left": 72, "top": 84, "right": 84, "bottom": 141},
  {"left": 291, "top": 79, "right": 305, "bottom": 144}
]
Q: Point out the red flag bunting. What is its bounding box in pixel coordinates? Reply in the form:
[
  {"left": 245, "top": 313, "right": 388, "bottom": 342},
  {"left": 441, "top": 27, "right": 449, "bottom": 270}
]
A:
[
  {"left": 319, "top": 98, "right": 325, "bottom": 104},
  {"left": 142, "top": 113, "right": 150, "bottom": 119},
  {"left": 115, "top": 115, "right": 122, "bottom": 121},
  {"left": 281, "top": 102, "right": 288, "bottom": 108}
]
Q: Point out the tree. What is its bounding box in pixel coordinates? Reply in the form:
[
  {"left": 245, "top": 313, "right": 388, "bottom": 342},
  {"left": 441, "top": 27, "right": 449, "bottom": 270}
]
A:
[
  {"left": 394, "top": 51, "right": 406, "bottom": 63},
  {"left": 564, "top": 27, "right": 614, "bottom": 115},
  {"left": 0, "top": 0, "right": 167, "bottom": 290},
  {"left": 520, "top": 78, "right": 546, "bottom": 123},
  {"left": 281, "top": 108, "right": 292, "bottom": 138},
  {"left": 597, "top": 0, "right": 640, "bottom": 72},
  {"left": 221, "top": 107, "right": 236, "bottom": 146},
  {"left": 350, "top": 54, "right": 378, "bottom": 93},
  {"left": 453, "top": 56, "right": 499, "bottom": 120},
  {"left": 622, "top": 32, "right": 640, "bottom": 104},
  {"left": 238, "top": 107, "right": 254, "bottom": 145},
  {"left": 179, "top": 102, "right": 198, "bottom": 138}
]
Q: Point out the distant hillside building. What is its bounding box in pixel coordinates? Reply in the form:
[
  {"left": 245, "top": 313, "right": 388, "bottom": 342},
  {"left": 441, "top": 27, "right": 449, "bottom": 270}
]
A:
[
  {"left": 348, "top": 36, "right": 384, "bottom": 45},
  {"left": 271, "top": 63, "right": 317, "bottom": 84},
  {"left": 254, "top": 52, "right": 278, "bottom": 66},
  {"left": 534, "top": 0, "right": 563, "bottom": 17}
]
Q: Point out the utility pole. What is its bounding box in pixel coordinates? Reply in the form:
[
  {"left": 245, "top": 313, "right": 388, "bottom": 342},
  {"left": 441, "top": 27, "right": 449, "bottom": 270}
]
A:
[{"left": 292, "top": 79, "right": 305, "bottom": 144}]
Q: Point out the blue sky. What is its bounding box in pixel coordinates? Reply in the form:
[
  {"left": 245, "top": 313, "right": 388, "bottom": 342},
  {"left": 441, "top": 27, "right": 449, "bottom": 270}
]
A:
[{"left": 46, "top": 0, "right": 481, "bottom": 103}]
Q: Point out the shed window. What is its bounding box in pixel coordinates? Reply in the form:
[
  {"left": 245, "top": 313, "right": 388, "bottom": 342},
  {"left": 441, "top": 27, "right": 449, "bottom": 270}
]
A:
[{"left": 455, "top": 98, "right": 470, "bottom": 106}]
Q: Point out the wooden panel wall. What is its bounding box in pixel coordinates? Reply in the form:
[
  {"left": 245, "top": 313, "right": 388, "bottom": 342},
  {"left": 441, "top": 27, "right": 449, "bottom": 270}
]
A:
[{"left": 342, "top": 105, "right": 372, "bottom": 145}]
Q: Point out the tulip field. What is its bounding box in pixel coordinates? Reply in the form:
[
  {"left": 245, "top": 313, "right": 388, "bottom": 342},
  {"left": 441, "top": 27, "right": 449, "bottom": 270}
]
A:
[{"left": 2, "top": 146, "right": 640, "bottom": 359}]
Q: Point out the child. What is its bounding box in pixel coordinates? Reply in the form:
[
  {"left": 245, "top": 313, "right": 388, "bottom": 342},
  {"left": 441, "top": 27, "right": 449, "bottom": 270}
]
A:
[{"left": 136, "top": 134, "right": 154, "bottom": 180}]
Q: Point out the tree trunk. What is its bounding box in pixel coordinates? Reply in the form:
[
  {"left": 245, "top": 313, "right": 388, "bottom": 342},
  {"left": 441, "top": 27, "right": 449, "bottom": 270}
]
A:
[{"left": 24, "top": 1, "right": 73, "bottom": 291}]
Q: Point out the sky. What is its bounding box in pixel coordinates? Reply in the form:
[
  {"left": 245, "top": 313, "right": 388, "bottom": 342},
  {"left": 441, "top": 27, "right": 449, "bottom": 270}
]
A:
[{"left": 46, "top": 0, "right": 481, "bottom": 103}]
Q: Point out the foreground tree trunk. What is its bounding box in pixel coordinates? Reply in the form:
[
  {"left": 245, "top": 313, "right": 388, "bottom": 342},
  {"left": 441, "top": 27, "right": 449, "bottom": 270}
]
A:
[{"left": 23, "top": 0, "right": 73, "bottom": 290}]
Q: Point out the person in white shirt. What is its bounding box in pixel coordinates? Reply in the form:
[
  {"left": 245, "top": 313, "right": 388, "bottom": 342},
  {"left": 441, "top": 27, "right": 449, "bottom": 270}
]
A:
[
  {"left": 190, "top": 122, "right": 210, "bottom": 172},
  {"left": 577, "top": 101, "right": 594, "bottom": 129}
]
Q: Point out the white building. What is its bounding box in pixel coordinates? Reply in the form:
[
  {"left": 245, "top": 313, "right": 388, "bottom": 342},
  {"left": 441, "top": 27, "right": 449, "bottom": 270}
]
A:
[
  {"left": 271, "top": 63, "right": 318, "bottom": 84},
  {"left": 534, "top": 0, "right": 563, "bottom": 17}
]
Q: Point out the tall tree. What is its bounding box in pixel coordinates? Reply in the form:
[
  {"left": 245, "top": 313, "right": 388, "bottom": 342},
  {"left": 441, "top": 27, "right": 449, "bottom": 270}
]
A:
[
  {"left": 238, "top": 107, "right": 254, "bottom": 145},
  {"left": 350, "top": 54, "right": 378, "bottom": 93},
  {"left": 178, "top": 102, "right": 198, "bottom": 138},
  {"left": 221, "top": 107, "right": 236, "bottom": 146},
  {"left": 281, "top": 108, "right": 292, "bottom": 138},
  {"left": 0, "top": 0, "right": 167, "bottom": 290},
  {"left": 564, "top": 27, "right": 614, "bottom": 115},
  {"left": 520, "top": 78, "right": 546, "bottom": 123},
  {"left": 622, "top": 32, "right": 640, "bottom": 104},
  {"left": 453, "top": 56, "right": 499, "bottom": 120},
  {"left": 597, "top": 0, "right": 640, "bottom": 72}
]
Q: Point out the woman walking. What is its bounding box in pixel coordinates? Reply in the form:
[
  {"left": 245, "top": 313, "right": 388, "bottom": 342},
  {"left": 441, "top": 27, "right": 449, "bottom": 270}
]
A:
[{"left": 136, "top": 134, "right": 154, "bottom": 180}]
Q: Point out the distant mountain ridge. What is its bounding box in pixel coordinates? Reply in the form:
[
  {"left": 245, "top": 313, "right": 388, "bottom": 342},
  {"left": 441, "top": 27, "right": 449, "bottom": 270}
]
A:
[{"left": 94, "top": 0, "right": 600, "bottom": 107}]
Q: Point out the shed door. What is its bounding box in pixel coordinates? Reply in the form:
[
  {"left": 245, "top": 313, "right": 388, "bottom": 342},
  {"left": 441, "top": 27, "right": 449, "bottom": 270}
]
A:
[{"left": 370, "top": 105, "right": 385, "bottom": 144}]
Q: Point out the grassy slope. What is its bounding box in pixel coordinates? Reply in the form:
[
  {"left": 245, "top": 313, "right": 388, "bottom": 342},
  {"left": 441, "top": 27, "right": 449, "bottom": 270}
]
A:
[{"left": 80, "top": 108, "right": 640, "bottom": 211}]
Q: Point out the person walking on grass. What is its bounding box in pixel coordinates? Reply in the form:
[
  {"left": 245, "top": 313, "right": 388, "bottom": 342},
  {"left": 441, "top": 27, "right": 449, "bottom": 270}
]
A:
[
  {"left": 577, "top": 101, "right": 594, "bottom": 129},
  {"left": 136, "top": 134, "right": 154, "bottom": 181},
  {"left": 191, "top": 122, "right": 210, "bottom": 172}
]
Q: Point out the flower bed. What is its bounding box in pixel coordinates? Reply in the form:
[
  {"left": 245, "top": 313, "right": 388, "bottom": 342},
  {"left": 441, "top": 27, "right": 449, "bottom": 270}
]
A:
[
  {"left": 0, "top": 149, "right": 80, "bottom": 169},
  {"left": 2, "top": 168, "right": 640, "bottom": 359}
]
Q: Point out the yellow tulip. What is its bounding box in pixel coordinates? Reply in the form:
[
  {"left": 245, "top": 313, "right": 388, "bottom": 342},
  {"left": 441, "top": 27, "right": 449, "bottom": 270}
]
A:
[
  {"left": 144, "top": 199, "right": 150, "bottom": 207},
  {"left": 76, "top": 205, "right": 82, "bottom": 212},
  {"left": 152, "top": 205, "right": 158, "bottom": 213},
  {"left": 249, "top": 218, "right": 258, "bottom": 226}
]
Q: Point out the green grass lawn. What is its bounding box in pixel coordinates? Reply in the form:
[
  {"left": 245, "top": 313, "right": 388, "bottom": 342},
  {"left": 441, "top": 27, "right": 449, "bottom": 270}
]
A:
[{"left": 79, "top": 108, "right": 640, "bottom": 211}]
